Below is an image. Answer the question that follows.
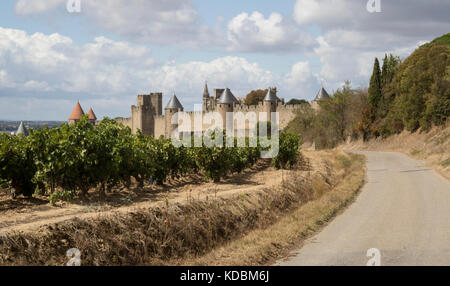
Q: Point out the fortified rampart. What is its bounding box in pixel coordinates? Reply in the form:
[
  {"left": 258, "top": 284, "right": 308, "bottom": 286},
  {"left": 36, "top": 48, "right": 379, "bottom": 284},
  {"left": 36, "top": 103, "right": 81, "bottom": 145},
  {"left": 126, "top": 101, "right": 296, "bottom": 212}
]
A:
[{"left": 106, "top": 85, "right": 330, "bottom": 138}]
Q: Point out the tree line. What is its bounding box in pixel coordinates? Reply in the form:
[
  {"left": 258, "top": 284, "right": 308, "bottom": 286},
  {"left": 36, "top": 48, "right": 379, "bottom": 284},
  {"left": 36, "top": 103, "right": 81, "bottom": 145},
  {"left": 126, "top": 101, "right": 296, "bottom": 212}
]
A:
[
  {"left": 358, "top": 36, "right": 450, "bottom": 139},
  {"left": 287, "top": 33, "right": 450, "bottom": 147}
]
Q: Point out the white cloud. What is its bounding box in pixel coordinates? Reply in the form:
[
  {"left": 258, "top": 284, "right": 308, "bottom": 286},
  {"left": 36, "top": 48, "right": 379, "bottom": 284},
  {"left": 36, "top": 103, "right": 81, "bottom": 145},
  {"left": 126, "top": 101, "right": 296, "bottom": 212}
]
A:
[
  {"left": 284, "top": 61, "right": 311, "bottom": 86},
  {"left": 145, "top": 57, "right": 320, "bottom": 104},
  {"left": 0, "top": 26, "right": 320, "bottom": 119},
  {"left": 0, "top": 27, "right": 280, "bottom": 99},
  {"left": 83, "top": 0, "right": 220, "bottom": 47},
  {"left": 282, "top": 61, "right": 318, "bottom": 100},
  {"left": 0, "top": 26, "right": 155, "bottom": 96},
  {"left": 293, "top": 0, "right": 450, "bottom": 89},
  {"left": 15, "top": 0, "right": 65, "bottom": 15},
  {"left": 313, "top": 34, "right": 426, "bottom": 90},
  {"left": 144, "top": 56, "right": 278, "bottom": 104},
  {"left": 0, "top": 69, "right": 16, "bottom": 88},
  {"left": 227, "top": 11, "right": 313, "bottom": 52},
  {"left": 22, "top": 80, "right": 53, "bottom": 91},
  {"left": 14, "top": 0, "right": 220, "bottom": 47},
  {"left": 294, "top": 0, "right": 450, "bottom": 36},
  {"left": 294, "top": 0, "right": 354, "bottom": 26}
]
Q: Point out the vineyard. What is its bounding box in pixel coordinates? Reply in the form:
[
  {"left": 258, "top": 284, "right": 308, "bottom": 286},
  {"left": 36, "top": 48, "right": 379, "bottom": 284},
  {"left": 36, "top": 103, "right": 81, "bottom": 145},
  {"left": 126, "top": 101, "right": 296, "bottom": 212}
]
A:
[{"left": 0, "top": 116, "right": 301, "bottom": 204}]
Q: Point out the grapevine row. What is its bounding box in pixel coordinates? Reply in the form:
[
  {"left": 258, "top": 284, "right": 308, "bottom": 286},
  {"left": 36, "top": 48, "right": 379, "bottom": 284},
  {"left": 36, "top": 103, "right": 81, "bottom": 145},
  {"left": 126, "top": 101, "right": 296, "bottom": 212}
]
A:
[{"left": 0, "top": 116, "right": 301, "bottom": 201}]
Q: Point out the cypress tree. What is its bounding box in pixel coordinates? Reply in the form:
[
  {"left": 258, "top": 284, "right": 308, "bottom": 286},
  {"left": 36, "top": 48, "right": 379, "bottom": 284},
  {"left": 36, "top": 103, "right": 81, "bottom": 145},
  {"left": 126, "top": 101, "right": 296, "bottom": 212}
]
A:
[
  {"left": 381, "top": 54, "right": 389, "bottom": 88},
  {"left": 368, "top": 57, "right": 382, "bottom": 111}
]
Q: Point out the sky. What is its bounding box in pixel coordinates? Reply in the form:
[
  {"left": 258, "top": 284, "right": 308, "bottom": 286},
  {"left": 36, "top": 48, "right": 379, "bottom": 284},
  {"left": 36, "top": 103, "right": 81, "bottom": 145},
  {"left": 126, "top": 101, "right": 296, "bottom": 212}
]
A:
[{"left": 0, "top": 0, "right": 449, "bottom": 120}]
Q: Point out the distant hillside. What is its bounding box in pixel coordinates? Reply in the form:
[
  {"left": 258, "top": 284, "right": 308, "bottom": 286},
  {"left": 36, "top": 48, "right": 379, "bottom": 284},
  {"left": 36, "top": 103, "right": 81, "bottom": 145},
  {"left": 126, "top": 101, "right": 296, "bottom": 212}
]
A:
[
  {"left": 428, "top": 33, "right": 450, "bottom": 46},
  {"left": 360, "top": 33, "right": 450, "bottom": 138},
  {"left": 0, "top": 121, "right": 64, "bottom": 132},
  {"left": 286, "top": 33, "right": 450, "bottom": 149}
]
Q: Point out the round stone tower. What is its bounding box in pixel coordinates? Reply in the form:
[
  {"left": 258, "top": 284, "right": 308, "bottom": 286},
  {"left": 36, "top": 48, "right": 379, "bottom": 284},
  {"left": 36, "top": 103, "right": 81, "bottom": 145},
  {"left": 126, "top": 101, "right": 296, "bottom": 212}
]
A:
[
  {"left": 165, "top": 94, "right": 184, "bottom": 138},
  {"left": 263, "top": 87, "right": 279, "bottom": 122},
  {"left": 216, "top": 88, "right": 239, "bottom": 130},
  {"left": 68, "top": 101, "right": 85, "bottom": 125},
  {"left": 311, "top": 87, "right": 330, "bottom": 112},
  {"left": 87, "top": 107, "right": 97, "bottom": 125}
]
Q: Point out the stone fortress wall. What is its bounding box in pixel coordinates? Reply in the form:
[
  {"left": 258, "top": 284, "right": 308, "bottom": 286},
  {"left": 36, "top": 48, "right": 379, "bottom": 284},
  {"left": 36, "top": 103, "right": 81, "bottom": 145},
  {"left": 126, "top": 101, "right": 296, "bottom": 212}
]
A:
[{"left": 113, "top": 85, "right": 320, "bottom": 139}]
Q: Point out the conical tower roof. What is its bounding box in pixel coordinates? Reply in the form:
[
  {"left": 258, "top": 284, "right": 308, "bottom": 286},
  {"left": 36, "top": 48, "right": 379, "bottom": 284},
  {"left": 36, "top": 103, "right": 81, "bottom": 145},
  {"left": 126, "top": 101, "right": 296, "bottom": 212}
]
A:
[
  {"left": 87, "top": 108, "right": 97, "bottom": 120},
  {"left": 314, "top": 87, "right": 330, "bottom": 101},
  {"left": 217, "top": 88, "right": 239, "bottom": 104},
  {"left": 264, "top": 88, "right": 280, "bottom": 102},
  {"left": 15, "top": 121, "right": 29, "bottom": 136},
  {"left": 203, "top": 81, "right": 210, "bottom": 98},
  {"left": 68, "top": 101, "right": 85, "bottom": 120},
  {"left": 165, "top": 94, "right": 183, "bottom": 109}
]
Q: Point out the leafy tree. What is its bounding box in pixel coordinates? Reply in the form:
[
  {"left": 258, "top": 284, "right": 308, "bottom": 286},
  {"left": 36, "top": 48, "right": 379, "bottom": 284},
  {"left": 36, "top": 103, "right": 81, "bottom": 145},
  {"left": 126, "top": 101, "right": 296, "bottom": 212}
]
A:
[
  {"left": 244, "top": 89, "right": 267, "bottom": 105},
  {"left": 272, "top": 132, "right": 301, "bottom": 169},
  {"left": 385, "top": 40, "right": 449, "bottom": 132},
  {"left": 381, "top": 54, "right": 401, "bottom": 88},
  {"left": 286, "top": 99, "right": 309, "bottom": 105},
  {"left": 287, "top": 82, "right": 368, "bottom": 146},
  {"left": 244, "top": 87, "right": 277, "bottom": 105},
  {"left": 285, "top": 104, "right": 316, "bottom": 142}
]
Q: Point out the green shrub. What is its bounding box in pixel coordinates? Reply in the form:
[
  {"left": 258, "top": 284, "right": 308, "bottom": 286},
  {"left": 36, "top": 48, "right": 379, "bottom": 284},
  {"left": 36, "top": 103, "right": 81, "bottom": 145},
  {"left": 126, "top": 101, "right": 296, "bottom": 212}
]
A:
[
  {"left": 49, "top": 190, "right": 74, "bottom": 206},
  {"left": 0, "top": 133, "right": 37, "bottom": 198},
  {"left": 272, "top": 132, "right": 301, "bottom": 169}
]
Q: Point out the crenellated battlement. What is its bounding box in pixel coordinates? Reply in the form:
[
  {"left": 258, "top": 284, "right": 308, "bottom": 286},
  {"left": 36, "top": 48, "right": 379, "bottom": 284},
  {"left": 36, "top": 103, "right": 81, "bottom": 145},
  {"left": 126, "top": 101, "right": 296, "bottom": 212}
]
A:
[
  {"left": 120, "top": 84, "right": 324, "bottom": 138},
  {"left": 234, "top": 103, "right": 264, "bottom": 112},
  {"left": 277, "top": 104, "right": 305, "bottom": 110}
]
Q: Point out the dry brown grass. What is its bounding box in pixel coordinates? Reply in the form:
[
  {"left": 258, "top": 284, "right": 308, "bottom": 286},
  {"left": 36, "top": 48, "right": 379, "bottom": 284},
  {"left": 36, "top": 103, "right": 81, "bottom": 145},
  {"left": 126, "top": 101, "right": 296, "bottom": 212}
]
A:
[
  {"left": 342, "top": 120, "right": 450, "bottom": 180},
  {"left": 174, "top": 152, "right": 366, "bottom": 266},
  {"left": 0, "top": 151, "right": 365, "bottom": 266}
]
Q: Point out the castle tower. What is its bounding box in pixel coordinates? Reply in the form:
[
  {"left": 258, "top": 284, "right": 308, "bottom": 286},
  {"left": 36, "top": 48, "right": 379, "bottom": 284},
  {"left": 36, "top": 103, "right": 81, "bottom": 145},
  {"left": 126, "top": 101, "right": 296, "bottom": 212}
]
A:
[
  {"left": 311, "top": 87, "right": 330, "bottom": 111},
  {"left": 202, "top": 81, "right": 210, "bottom": 112},
  {"left": 150, "top": 92, "right": 163, "bottom": 116},
  {"left": 87, "top": 108, "right": 97, "bottom": 125},
  {"left": 213, "top": 89, "right": 225, "bottom": 100},
  {"left": 263, "top": 87, "right": 280, "bottom": 122},
  {"left": 203, "top": 81, "right": 210, "bottom": 98},
  {"left": 165, "top": 94, "right": 184, "bottom": 138},
  {"left": 15, "top": 121, "right": 29, "bottom": 137},
  {"left": 68, "top": 101, "right": 85, "bottom": 125},
  {"left": 216, "top": 88, "right": 239, "bottom": 130},
  {"left": 132, "top": 94, "right": 152, "bottom": 135},
  {"left": 131, "top": 93, "right": 163, "bottom": 136}
]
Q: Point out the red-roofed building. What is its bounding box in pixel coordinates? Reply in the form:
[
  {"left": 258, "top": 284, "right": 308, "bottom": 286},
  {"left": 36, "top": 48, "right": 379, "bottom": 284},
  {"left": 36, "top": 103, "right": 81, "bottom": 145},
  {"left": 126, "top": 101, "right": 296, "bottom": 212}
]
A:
[
  {"left": 68, "top": 101, "right": 85, "bottom": 125},
  {"left": 87, "top": 108, "right": 97, "bottom": 125}
]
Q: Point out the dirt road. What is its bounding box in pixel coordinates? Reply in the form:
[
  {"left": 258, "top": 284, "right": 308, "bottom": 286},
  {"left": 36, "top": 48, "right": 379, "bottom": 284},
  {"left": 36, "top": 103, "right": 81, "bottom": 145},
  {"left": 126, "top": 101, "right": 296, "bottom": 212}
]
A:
[{"left": 277, "top": 151, "right": 450, "bottom": 266}]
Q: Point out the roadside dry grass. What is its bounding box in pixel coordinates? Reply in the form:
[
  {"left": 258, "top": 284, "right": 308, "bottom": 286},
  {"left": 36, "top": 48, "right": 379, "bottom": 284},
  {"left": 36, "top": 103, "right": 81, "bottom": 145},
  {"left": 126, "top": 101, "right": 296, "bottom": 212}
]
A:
[
  {"left": 342, "top": 120, "right": 450, "bottom": 180},
  {"left": 173, "top": 152, "right": 366, "bottom": 266}
]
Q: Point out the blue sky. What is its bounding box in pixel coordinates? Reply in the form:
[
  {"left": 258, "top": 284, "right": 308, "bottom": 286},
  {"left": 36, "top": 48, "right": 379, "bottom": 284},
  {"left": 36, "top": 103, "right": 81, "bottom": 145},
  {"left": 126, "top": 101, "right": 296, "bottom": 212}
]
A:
[{"left": 0, "top": 0, "right": 449, "bottom": 120}]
